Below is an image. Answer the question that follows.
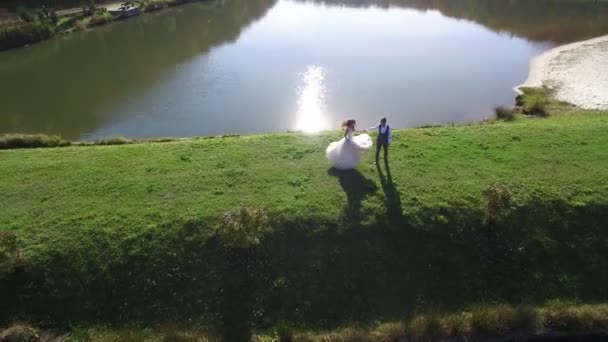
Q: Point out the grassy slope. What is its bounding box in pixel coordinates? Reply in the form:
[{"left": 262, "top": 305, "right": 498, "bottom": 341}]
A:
[
  {"left": 1, "top": 95, "right": 608, "bottom": 338},
  {"left": 2, "top": 113, "right": 607, "bottom": 232}
]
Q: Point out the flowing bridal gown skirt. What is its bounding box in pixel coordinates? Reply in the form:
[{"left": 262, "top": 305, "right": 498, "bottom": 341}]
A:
[{"left": 326, "top": 134, "right": 373, "bottom": 170}]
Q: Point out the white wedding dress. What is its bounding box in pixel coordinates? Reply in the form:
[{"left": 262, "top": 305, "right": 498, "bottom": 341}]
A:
[{"left": 326, "top": 128, "right": 373, "bottom": 170}]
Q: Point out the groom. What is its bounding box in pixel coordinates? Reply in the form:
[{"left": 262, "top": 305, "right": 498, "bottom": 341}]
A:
[{"left": 368, "top": 117, "right": 392, "bottom": 164}]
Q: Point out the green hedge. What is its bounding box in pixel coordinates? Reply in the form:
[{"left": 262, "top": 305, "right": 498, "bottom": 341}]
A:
[
  {"left": 0, "top": 134, "right": 70, "bottom": 149},
  {"left": 0, "top": 22, "right": 54, "bottom": 51}
]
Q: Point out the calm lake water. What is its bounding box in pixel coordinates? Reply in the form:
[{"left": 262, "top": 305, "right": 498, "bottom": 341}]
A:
[{"left": 2, "top": 0, "right": 608, "bottom": 139}]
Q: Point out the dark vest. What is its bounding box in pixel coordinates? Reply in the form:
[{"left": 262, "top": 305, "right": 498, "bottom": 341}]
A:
[{"left": 378, "top": 125, "right": 389, "bottom": 142}]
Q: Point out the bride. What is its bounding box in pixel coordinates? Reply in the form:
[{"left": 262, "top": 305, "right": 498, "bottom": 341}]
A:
[{"left": 326, "top": 119, "right": 373, "bottom": 170}]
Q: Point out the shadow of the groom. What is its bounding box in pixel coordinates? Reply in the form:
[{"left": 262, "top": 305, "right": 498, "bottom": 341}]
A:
[{"left": 376, "top": 160, "right": 404, "bottom": 224}]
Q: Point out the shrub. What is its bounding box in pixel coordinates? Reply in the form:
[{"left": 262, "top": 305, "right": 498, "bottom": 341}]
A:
[
  {"left": 0, "top": 22, "right": 53, "bottom": 51},
  {"left": 144, "top": 0, "right": 168, "bottom": 12},
  {"left": 57, "top": 16, "right": 77, "bottom": 31},
  {"left": 167, "top": 0, "right": 186, "bottom": 6},
  {"left": 0, "top": 231, "right": 25, "bottom": 279},
  {"left": 513, "top": 306, "right": 542, "bottom": 331},
  {"left": 371, "top": 322, "right": 406, "bottom": 341},
  {"left": 217, "top": 205, "right": 271, "bottom": 249},
  {"left": 409, "top": 315, "right": 443, "bottom": 339},
  {"left": 94, "top": 136, "right": 132, "bottom": 145},
  {"left": 160, "top": 327, "right": 213, "bottom": 341},
  {"left": 0, "top": 134, "right": 70, "bottom": 149},
  {"left": 37, "top": 11, "right": 46, "bottom": 22},
  {"left": 522, "top": 95, "right": 548, "bottom": 117},
  {"left": 494, "top": 106, "right": 515, "bottom": 121},
  {"left": 470, "top": 305, "right": 515, "bottom": 334},
  {"left": 440, "top": 312, "right": 472, "bottom": 336},
  {"left": 16, "top": 6, "right": 34, "bottom": 23},
  {"left": 74, "top": 20, "right": 87, "bottom": 31},
  {"left": 0, "top": 325, "right": 39, "bottom": 342},
  {"left": 483, "top": 182, "right": 512, "bottom": 225},
  {"left": 89, "top": 12, "right": 112, "bottom": 27},
  {"left": 274, "top": 321, "right": 295, "bottom": 342},
  {"left": 49, "top": 11, "right": 59, "bottom": 24}
]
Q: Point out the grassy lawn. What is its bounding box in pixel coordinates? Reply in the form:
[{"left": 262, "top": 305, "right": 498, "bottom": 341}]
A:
[{"left": 1, "top": 90, "right": 608, "bottom": 339}]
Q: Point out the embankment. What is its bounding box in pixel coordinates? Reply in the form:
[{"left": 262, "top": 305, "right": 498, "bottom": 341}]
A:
[{"left": 1, "top": 95, "right": 608, "bottom": 339}]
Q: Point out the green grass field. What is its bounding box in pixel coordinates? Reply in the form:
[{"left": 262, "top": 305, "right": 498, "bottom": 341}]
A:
[{"left": 1, "top": 90, "right": 608, "bottom": 340}]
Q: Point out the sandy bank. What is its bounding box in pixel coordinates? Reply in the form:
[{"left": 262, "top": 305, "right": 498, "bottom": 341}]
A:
[{"left": 517, "top": 35, "right": 608, "bottom": 110}]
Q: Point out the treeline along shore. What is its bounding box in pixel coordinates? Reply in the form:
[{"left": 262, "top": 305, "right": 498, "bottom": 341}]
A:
[{"left": 0, "top": 0, "right": 213, "bottom": 51}]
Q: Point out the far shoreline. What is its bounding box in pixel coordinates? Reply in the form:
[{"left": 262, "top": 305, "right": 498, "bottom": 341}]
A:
[{"left": 516, "top": 34, "right": 608, "bottom": 110}]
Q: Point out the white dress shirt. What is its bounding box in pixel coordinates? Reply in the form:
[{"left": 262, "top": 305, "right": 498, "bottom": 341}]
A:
[{"left": 368, "top": 124, "right": 392, "bottom": 143}]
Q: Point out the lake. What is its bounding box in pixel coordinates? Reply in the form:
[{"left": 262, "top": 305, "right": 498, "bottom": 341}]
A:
[{"left": 1, "top": 0, "right": 608, "bottom": 139}]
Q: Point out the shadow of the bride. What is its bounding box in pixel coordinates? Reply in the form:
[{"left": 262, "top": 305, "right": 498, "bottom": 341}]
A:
[{"left": 328, "top": 168, "right": 377, "bottom": 222}]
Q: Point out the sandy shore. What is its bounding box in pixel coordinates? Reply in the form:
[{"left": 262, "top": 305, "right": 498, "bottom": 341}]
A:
[{"left": 517, "top": 35, "right": 608, "bottom": 110}]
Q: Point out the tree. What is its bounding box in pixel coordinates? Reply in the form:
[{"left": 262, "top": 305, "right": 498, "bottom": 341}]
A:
[{"left": 88, "top": 0, "right": 96, "bottom": 15}]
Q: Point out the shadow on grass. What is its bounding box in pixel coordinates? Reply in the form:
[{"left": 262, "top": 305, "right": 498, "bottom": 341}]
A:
[
  {"left": 327, "top": 168, "right": 377, "bottom": 223},
  {"left": 376, "top": 160, "right": 403, "bottom": 224},
  {"left": 3, "top": 200, "right": 608, "bottom": 336}
]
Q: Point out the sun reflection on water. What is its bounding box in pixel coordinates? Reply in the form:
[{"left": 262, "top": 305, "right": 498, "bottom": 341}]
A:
[{"left": 295, "top": 65, "right": 328, "bottom": 133}]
